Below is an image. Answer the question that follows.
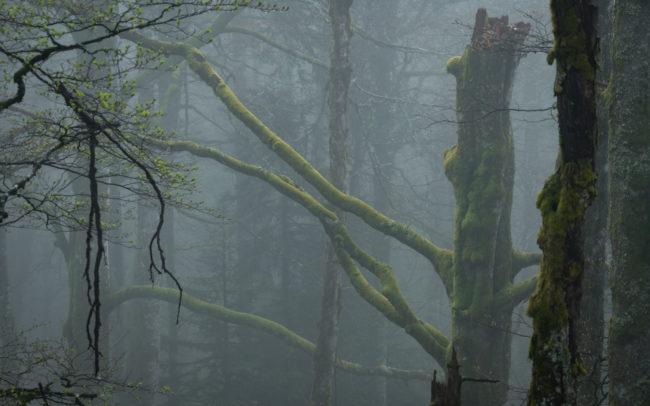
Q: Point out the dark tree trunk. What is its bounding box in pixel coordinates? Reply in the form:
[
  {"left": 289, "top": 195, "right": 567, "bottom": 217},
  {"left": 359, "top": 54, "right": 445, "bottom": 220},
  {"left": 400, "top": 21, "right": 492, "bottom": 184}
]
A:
[
  {"left": 527, "top": 1, "right": 598, "bottom": 405},
  {"left": 576, "top": 1, "right": 611, "bottom": 404},
  {"left": 429, "top": 348, "right": 462, "bottom": 406}
]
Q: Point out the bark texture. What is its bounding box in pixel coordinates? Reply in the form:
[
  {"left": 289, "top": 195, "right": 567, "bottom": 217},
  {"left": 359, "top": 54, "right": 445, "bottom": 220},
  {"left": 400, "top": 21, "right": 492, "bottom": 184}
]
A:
[
  {"left": 311, "top": 1, "right": 353, "bottom": 405},
  {"left": 576, "top": 1, "right": 611, "bottom": 404},
  {"left": 606, "top": 0, "right": 650, "bottom": 404},
  {"left": 526, "top": 1, "right": 598, "bottom": 405},
  {"left": 445, "top": 9, "right": 530, "bottom": 405}
]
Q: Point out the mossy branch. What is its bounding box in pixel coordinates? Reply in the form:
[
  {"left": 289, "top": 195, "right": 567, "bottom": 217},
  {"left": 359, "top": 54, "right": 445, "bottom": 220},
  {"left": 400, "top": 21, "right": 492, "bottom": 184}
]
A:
[
  {"left": 492, "top": 275, "right": 539, "bottom": 309},
  {"left": 331, "top": 245, "right": 449, "bottom": 363},
  {"left": 121, "top": 31, "right": 452, "bottom": 283},
  {"left": 133, "top": 10, "right": 238, "bottom": 87},
  {"left": 104, "top": 285, "right": 430, "bottom": 381},
  {"left": 139, "top": 135, "right": 450, "bottom": 364},
  {"left": 512, "top": 249, "right": 542, "bottom": 277}
]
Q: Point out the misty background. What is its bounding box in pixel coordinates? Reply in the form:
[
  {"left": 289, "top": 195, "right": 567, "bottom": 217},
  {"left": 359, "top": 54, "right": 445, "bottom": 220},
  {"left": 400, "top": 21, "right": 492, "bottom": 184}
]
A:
[{"left": 1, "top": 0, "right": 562, "bottom": 405}]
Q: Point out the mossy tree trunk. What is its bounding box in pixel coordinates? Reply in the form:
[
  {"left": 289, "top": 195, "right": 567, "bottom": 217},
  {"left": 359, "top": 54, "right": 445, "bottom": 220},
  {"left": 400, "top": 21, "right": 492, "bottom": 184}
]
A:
[
  {"left": 445, "top": 9, "right": 530, "bottom": 405},
  {"left": 312, "top": 1, "right": 353, "bottom": 405},
  {"left": 526, "top": 1, "right": 598, "bottom": 405},
  {"left": 576, "top": 0, "right": 611, "bottom": 404},
  {"left": 606, "top": 0, "right": 650, "bottom": 404}
]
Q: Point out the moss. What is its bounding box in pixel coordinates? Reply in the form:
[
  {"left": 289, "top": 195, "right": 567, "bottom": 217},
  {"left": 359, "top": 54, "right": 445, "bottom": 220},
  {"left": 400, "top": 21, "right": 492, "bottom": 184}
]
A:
[
  {"left": 547, "top": 0, "right": 596, "bottom": 88},
  {"left": 443, "top": 145, "right": 459, "bottom": 183},
  {"left": 446, "top": 55, "right": 462, "bottom": 76},
  {"left": 527, "top": 157, "right": 596, "bottom": 404}
]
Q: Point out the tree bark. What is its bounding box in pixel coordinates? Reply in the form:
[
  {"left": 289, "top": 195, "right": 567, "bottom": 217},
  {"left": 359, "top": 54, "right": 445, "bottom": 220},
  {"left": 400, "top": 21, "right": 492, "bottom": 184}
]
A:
[
  {"left": 311, "top": 1, "right": 353, "bottom": 405},
  {"left": 527, "top": 1, "right": 598, "bottom": 404},
  {"left": 576, "top": 1, "right": 611, "bottom": 404},
  {"left": 445, "top": 9, "right": 530, "bottom": 405},
  {"left": 606, "top": 1, "right": 650, "bottom": 404},
  {"left": 0, "top": 227, "right": 12, "bottom": 360}
]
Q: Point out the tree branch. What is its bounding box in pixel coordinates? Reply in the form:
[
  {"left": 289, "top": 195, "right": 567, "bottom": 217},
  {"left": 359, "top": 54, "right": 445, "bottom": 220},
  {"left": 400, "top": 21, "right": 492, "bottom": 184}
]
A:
[
  {"left": 492, "top": 275, "right": 538, "bottom": 310},
  {"left": 512, "top": 248, "right": 542, "bottom": 277},
  {"left": 137, "top": 135, "right": 450, "bottom": 363},
  {"left": 223, "top": 25, "right": 328, "bottom": 69},
  {"left": 120, "top": 31, "right": 453, "bottom": 282},
  {"left": 104, "top": 285, "right": 431, "bottom": 381}
]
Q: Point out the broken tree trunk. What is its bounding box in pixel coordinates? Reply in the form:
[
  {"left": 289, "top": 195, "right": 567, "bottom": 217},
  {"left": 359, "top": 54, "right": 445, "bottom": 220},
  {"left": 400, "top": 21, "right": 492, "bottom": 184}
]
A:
[
  {"left": 445, "top": 8, "right": 530, "bottom": 405},
  {"left": 429, "top": 348, "right": 462, "bottom": 406}
]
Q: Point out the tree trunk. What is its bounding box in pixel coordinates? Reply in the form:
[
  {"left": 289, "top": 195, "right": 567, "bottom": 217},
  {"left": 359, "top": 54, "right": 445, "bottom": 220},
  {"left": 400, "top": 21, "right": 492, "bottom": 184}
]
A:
[
  {"left": 0, "top": 227, "right": 12, "bottom": 354},
  {"left": 527, "top": 1, "right": 598, "bottom": 404},
  {"left": 445, "top": 9, "right": 530, "bottom": 405},
  {"left": 311, "top": 1, "right": 353, "bottom": 405},
  {"left": 606, "top": 1, "right": 650, "bottom": 404},
  {"left": 576, "top": 1, "right": 611, "bottom": 404}
]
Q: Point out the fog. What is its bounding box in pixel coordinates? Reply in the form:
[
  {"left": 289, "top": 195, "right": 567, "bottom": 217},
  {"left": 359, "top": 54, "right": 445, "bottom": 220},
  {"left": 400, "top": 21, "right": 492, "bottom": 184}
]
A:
[{"left": 1, "top": 0, "right": 593, "bottom": 405}]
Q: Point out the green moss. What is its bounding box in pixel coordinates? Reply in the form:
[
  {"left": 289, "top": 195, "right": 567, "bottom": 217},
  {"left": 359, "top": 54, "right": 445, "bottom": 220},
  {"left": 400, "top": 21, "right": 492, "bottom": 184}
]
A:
[
  {"left": 547, "top": 0, "right": 596, "bottom": 86},
  {"left": 446, "top": 55, "right": 462, "bottom": 76},
  {"left": 527, "top": 158, "right": 595, "bottom": 404},
  {"left": 443, "top": 145, "right": 458, "bottom": 182}
]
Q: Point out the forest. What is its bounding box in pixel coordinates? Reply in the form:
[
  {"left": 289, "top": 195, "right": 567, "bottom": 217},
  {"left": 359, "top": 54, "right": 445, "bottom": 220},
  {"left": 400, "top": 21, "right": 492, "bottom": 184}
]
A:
[{"left": 0, "top": 0, "right": 648, "bottom": 405}]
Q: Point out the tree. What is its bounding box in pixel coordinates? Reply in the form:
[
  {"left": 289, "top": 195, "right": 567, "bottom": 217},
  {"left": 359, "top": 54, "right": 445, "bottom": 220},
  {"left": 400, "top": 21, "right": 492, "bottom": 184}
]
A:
[
  {"left": 444, "top": 9, "right": 536, "bottom": 404},
  {"left": 606, "top": 0, "right": 650, "bottom": 404},
  {"left": 312, "top": 1, "right": 354, "bottom": 405},
  {"left": 526, "top": 0, "right": 598, "bottom": 404},
  {"left": 576, "top": 0, "right": 611, "bottom": 404},
  {"left": 0, "top": 328, "right": 143, "bottom": 405}
]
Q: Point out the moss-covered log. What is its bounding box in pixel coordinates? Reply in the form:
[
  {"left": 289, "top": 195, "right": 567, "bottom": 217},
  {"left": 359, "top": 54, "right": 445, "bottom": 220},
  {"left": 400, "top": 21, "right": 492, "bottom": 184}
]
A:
[
  {"left": 606, "top": 1, "right": 650, "bottom": 404},
  {"left": 526, "top": 1, "right": 598, "bottom": 405},
  {"left": 445, "top": 9, "right": 530, "bottom": 405}
]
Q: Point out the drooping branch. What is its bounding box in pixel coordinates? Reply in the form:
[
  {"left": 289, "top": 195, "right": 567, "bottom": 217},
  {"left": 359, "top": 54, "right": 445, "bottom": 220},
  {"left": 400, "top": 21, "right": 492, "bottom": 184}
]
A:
[
  {"left": 104, "top": 285, "right": 431, "bottom": 381},
  {"left": 119, "top": 30, "right": 453, "bottom": 283}
]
